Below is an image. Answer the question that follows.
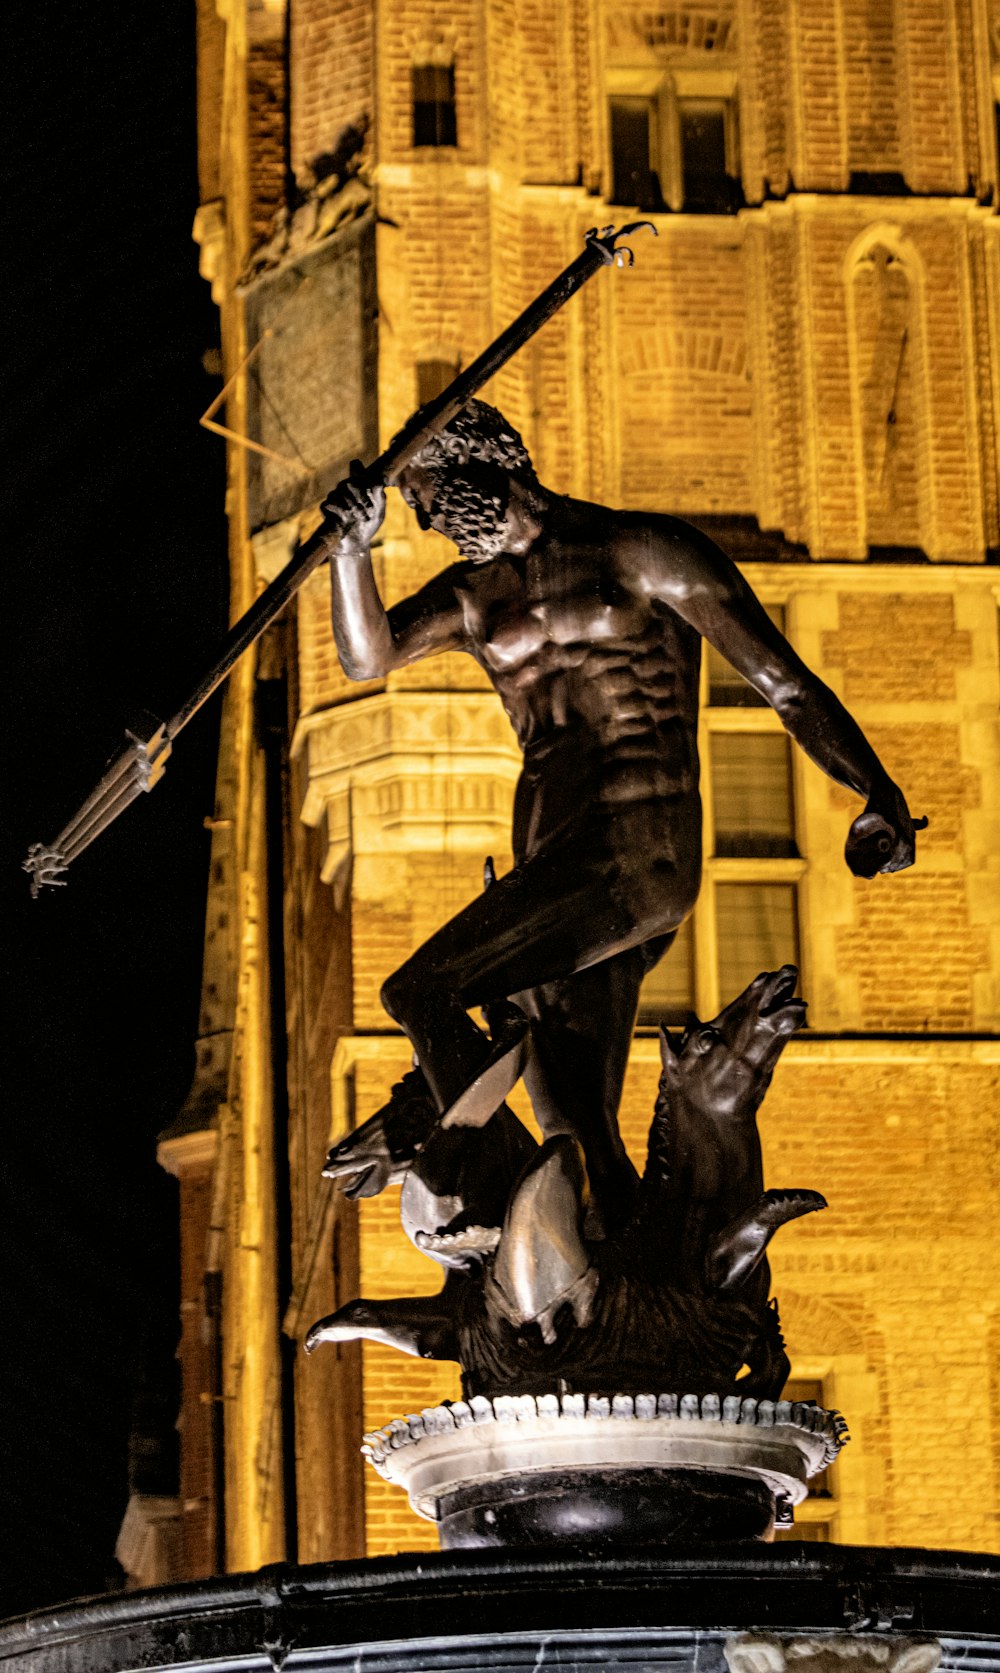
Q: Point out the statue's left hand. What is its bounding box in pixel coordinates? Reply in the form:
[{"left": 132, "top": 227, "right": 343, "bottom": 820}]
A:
[{"left": 845, "top": 777, "right": 928, "bottom": 877}]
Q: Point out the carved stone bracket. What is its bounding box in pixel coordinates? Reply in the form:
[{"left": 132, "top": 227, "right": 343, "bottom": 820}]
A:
[{"left": 293, "top": 691, "right": 520, "bottom": 888}]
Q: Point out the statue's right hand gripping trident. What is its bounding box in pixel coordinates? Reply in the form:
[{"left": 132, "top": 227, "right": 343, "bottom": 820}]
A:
[{"left": 321, "top": 461, "right": 386, "bottom": 556}]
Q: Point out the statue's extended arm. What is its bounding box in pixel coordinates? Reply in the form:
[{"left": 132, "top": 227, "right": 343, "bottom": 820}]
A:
[
  {"left": 324, "top": 473, "right": 467, "bottom": 680},
  {"left": 628, "top": 519, "right": 924, "bottom": 875}
]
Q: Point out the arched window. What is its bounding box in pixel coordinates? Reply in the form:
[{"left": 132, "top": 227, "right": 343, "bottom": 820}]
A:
[{"left": 848, "top": 239, "right": 923, "bottom": 550}]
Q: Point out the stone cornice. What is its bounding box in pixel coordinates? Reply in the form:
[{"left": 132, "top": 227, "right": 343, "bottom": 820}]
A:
[
  {"left": 157, "top": 1126, "right": 219, "bottom": 1178},
  {"left": 293, "top": 690, "right": 520, "bottom": 886}
]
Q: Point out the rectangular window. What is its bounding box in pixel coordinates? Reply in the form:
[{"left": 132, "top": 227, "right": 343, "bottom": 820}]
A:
[
  {"left": 715, "top": 882, "right": 799, "bottom": 1000},
  {"left": 678, "top": 99, "right": 738, "bottom": 212},
  {"left": 637, "top": 599, "right": 802, "bottom": 1026},
  {"left": 416, "top": 359, "right": 459, "bottom": 406},
  {"left": 711, "top": 734, "right": 797, "bottom": 859},
  {"left": 608, "top": 75, "right": 741, "bottom": 215},
  {"left": 636, "top": 914, "right": 695, "bottom": 1026},
  {"left": 412, "top": 64, "right": 456, "bottom": 148},
  {"left": 609, "top": 97, "right": 665, "bottom": 211}
]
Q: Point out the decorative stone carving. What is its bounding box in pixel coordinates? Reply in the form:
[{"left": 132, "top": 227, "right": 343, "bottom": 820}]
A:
[
  {"left": 361, "top": 1393, "right": 846, "bottom": 1547},
  {"left": 725, "top": 1637, "right": 941, "bottom": 1673}
]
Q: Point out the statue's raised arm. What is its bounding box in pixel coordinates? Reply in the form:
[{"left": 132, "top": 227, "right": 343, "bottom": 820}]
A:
[
  {"left": 618, "top": 515, "right": 926, "bottom": 877},
  {"left": 323, "top": 469, "right": 467, "bottom": 680}
]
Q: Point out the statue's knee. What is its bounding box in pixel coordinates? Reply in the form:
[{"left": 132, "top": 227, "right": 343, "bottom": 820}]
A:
[{"left": 381, "top": 957, "right": 436, "bottom": 1023}]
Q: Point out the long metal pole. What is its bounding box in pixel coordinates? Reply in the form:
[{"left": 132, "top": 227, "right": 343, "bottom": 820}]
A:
[{"left": 24, "top": 222, "right": 654, "bottom": 894}]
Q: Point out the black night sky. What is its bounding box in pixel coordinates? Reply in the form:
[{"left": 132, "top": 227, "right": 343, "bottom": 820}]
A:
[{"left": 2, "top": 3, "right": 227, "bottom": 1615}]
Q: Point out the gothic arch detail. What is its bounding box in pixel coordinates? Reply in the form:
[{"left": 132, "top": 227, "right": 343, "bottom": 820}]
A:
[
  {"left": 844, "top": 224, "right": 933, "bottom": 552},
  {"left": 778, "top": 1290, "right": 869, "bottom": 1359}
]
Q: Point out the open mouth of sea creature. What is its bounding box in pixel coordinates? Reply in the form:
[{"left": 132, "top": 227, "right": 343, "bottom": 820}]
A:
[
  {"left": 415, "top": 1224, "right": 502, "bottom": 1260},
  {"left": 336, "top": 1165, "right": 380, "bottom": 1200},
  {"left": 757, "top": 965, "right": 807, "bottom": 1024}
]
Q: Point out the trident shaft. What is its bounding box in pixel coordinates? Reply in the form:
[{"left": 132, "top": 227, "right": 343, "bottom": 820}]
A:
[{"left": 24, "top": 222, "right": 655, "bottom": 896}]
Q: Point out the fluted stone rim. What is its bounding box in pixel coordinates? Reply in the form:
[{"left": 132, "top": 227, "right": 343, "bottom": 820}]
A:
[{"left": 362, "top": 1391, "right": 848, "bottom": 1478}]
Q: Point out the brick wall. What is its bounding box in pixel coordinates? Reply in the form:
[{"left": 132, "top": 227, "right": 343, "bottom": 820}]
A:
[
  {"left": 291, "top": 0, "right": 374, "bottom": 181},
  {"left": 346, "top": 1042, "right": 999, "bottom": 1555},
  {"left": 376, "top": 0, "right": 486, "bottom": 166},
  {"left": 190, "top": 0, "right": 1000, "bottom": 1579},
  {"left": 615, "top": 223, "right": 753, "bottom": 513},
  {"left": 842, "top": 0, "right": 900, "bottom": 171},
  {"left": 897, "top": 0, "right": 965, "bottom": 194},
  {"left": 247, "top": 38, "right": 286, "bottom": 248},
  {"left": 821, "top": 592, "right": 973, "bottom": 703},
  {"left": 742, "top": 0, "right": 791, "bottom": 200}
]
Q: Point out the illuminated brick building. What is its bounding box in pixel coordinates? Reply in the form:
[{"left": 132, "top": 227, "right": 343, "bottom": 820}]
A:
[{"left": 121, "top": 0, "right": 1000, "bottom": 1588}]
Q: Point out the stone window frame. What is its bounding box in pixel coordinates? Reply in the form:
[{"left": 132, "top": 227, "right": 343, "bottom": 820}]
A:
[
  {"left": 606, "top": 65, "right": 740, "bottom": 214},
  {"left": 842, "top": 222, "right": 935, "bottom": 558},
  {"left": 637, "top": 602, "right": 806, "bottom": 1027}
]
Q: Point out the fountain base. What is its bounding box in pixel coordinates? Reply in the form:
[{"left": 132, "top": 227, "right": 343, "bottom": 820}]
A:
[{"left": 362, "top": 1391, "right": 847, "bottom": 1548}]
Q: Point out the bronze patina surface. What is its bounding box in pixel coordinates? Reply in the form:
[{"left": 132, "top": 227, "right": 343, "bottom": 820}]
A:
[{"left": 308, "top": 398, "right": 924, "bottom": 1439}]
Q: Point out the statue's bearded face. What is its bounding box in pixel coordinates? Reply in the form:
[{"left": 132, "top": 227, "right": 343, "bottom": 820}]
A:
[
  {"left": 401, "top": 459, "right": 518, "bottom": 563},
  {"left": 399, "top": 399, "right": 543, "bottom": 563}
]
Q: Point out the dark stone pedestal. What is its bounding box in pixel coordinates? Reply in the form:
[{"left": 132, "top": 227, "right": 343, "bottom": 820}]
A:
[{"left": 438, "top": 1465, "right": 776, "bottom": 1547}]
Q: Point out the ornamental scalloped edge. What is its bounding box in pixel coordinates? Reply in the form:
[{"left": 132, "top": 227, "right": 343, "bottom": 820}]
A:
[{"left": 362, "top": 1391, "right": 849, "bottom": 1475}]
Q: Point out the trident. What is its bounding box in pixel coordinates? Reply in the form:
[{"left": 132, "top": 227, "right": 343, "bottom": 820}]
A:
[{"left": 23, "top": 222, "right": 655, "bottom": 895}]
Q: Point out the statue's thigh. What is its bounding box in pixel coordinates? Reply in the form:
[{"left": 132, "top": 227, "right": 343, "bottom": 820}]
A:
[{"left": 414, "top": 846, "right": 634, "bottom": 1006}]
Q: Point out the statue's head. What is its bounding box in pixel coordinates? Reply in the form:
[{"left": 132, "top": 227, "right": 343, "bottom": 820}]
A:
[
  {"left": 658, "top": 965, "right": 806, "bottom": 1122},
  {"left": 399, "top": 400, "right": 545, "bottom": 562}
]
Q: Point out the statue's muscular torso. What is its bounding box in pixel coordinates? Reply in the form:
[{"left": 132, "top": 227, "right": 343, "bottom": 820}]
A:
[{"left": 447, "top": 498, "right": 702, "bottom": 874}]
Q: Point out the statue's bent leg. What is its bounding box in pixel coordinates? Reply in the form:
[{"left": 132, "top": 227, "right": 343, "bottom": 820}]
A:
[
  {"left": 515, "top": 947, "right": 658, "bottom": 1234},
  {"left": 380, "top": 844, "right": 659, "bottom": 1118}
]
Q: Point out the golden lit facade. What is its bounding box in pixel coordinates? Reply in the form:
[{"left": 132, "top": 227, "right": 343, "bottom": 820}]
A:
[{"left": 135, "top": 0, "right": 1000, "bottom": 1585}]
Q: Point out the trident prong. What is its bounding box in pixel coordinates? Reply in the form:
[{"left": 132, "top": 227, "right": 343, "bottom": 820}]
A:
[
  {"left": 22, "top": 844, "right": 69, "bottom": 898},
  {"left": 584, "top": 221, "right": 658, "bottom": 267}
]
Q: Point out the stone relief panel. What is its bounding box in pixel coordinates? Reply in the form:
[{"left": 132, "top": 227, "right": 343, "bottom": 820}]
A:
[{"left": 242, "top": 213, "right": 377, "bottom": 530}]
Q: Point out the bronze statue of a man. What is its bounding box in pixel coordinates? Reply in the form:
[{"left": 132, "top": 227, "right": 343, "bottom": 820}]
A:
[{"left": 324, "top": 401, "right": 920, "bottom": 1230}]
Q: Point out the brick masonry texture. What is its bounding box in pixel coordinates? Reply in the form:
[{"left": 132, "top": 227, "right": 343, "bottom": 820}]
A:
[
  {"left": 186, "top": 0, "right": 1000, "bottom": 1578},
  {"left": 354, "top": 1048, "right": 999, "bottom": 1555},
  {"left": 247, "top": 41, "right": 286, "bottom": 249},
  {"left": 821, "top": 594, "right": 973, "bottom": 703},
  {"left": 291, "top": 0, "right": 374, "bottom": 180}
]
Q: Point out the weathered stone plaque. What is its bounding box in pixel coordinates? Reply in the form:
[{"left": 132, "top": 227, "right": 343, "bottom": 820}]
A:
[{"left": 242, "top": 212, "right": 376, "bottom": 532}]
